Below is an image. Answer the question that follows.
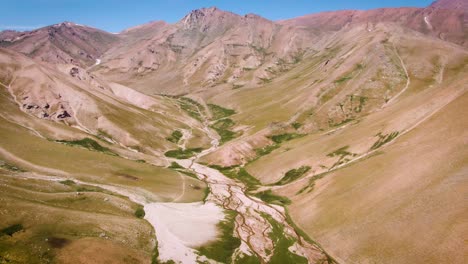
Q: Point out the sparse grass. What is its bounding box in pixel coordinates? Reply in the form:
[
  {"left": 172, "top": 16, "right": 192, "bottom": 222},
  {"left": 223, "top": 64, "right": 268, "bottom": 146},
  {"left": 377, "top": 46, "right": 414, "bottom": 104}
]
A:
[
  {"left": 370, "top": 131, "right": 399, "bottom": 150},
  {"left": 327, "top": 145, "right": 358, "bottom": 169},
  {"left": 253, "top": 190, "right": 291, "bottom": 206},
  {"left": 166, "top": 130, "right": 183, "bottom": 144},
  {"left": 334, "top": 76, "right": 352, "bottom": 84},
  {"left": 198, "top": 210, "right": 241, "bottom": 263},
  {"left": 164, "top": 148, "right": 203, "bottom": 159},
  {"left": 274, "top": 166, "right": 311, "bottom": 185},
  {"left": 178, "top": 97, "right": 205, "bottom": 122},
  {"left": 258, "top": 77, "right": 272, "bottom": 84},
  {"left": 208, "top": 104, "right": 236, "bottom": 120},
  {"left": 55, "top": 138, "right": 117, "bottom": 156},
  {"left": 327, "top": 146, "right": 352, "bottom": 158}
]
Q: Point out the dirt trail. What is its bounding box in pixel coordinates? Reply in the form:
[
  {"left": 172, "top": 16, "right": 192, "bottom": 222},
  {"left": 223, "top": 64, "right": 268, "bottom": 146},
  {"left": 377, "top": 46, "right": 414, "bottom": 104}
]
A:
[{"left": 384, "top": 44, "right": 410, "bottom": 107}]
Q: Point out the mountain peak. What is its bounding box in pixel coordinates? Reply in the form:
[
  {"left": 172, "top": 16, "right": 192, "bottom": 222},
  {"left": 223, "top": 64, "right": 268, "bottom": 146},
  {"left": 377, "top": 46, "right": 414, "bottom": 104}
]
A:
[{"left": 180, "top": 7, "right": 240, "bottom": 29}]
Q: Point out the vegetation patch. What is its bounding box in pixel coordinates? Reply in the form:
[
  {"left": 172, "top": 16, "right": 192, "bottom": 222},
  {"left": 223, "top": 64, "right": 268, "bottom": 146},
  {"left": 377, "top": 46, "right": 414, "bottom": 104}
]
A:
[
  {"left": 166, "top": 130, "right": 183, "bottom": 144},
  {"left": 261, "top": 213, "right": 308, "bottom": 264},
  {"left": 283, "top": 209, "right": 337, "bottom": 264},
  {"left": 253, "top": 190, "right": 291, "bottom": 206},
  {"left": 370, "top": 131, "right": 399, "bottom": 150},
  {"left": 274, "top": 166, "right": 311, "bottom": 185},
  {"left": 0, "top": 160, "right": 26, "bottom": 172},
  {"left": 134, "top": 206, "right": 145, "bottom": 219},
  {"left": 292, "top": 122, "right": 302, "bottom": 130},
  {"left": 59, "top": 180, "right": 76, "bottom": 186},
  {"left": 47, "top": 237, "right": 71, "bottom": 248},
  {"left": 268, "top": 133, "right": 305, "bottom": 144},
  {"left": 210, "top": 118, "right": 239, "bottom": 144},
  {"left": 209, "top": 165, "right": 260, "bottom": 191},
  {"left": 177, "top": 97, "right": 205, "bottom": 122},
  {"left": 168, "top": 162, "right": 184, "bottom": 169},
  {"left": 0, "top": 224, "right": 23, "bottom": 237},
  {"left": 208, "top": 104, "right": 236, "bottom": 120},
  {"left": 198, "top": 210, "right": 241, "bottom": 263},
  {"left": 234, "top": 253, "right": 261, "bottom": 264},
  {"left": 164, "top": 148, "right": 203, "bottom": 159},
  {"left": 168, "top": 162, "right": 198, "bottom": 179},
  {"left": 56, "top": 138, "right": 117, "bottom": 156},
  {"left": 334, "top": 76, "right": 352, "bottom": 84},
  {"left": 255, "top": 144, "right": 280, "bottom": 157},
  {"left": 297, "top": 171, "right": 329, "bottom": 195},
  {"left": 327, "top": 146, "right": 358, "bottom": 169},
  {"left": 328, "top": 118, "right": 354, "bottom": 128}
]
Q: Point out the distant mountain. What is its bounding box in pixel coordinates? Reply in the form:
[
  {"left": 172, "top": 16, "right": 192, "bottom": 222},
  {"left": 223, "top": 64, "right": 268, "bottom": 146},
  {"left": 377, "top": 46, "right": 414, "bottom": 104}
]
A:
[
  {"left": 0, "top": 22, "right": 118, "bottom": 66},
  {"left": 430, "top": 0, "right": 468, "bottom": 11}
]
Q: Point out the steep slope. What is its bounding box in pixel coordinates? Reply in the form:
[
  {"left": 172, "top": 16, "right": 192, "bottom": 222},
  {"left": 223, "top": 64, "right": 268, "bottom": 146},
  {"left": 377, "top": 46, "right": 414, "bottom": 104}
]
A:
[{"left": 0, "top": 22, "right": 119, "bottom": 67}]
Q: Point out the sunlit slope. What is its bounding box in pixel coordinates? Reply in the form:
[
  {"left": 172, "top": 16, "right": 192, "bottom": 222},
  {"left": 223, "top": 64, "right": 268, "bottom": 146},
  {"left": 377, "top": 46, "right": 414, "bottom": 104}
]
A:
[
  {"left": 287, "top": 91, "right": 467, "bottom": 264},
  {"left": 199, "top": 23, "right": 466, "bottom": 166},
  {"left": 0, "top": 173, "right": 155, "bottom": 264},
  {"left": 223, "top": 24, "right": 468, "bottom": 264},
  {"left": 242, "top": 25, "right": 467, "bottom": 182},
  {"left": 0, "top": 94, "right": 206, "bottom": 203},
  {"left": 0, "top": 48, "right": 211, "bottom": 157},
  {"left": 0, "top": 49, "right": 207, "bottom": 203}
]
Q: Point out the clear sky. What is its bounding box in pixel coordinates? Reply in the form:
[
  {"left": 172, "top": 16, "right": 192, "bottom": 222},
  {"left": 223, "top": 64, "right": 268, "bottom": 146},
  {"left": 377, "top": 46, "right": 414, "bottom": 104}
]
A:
[{"left": 2, "top": 0, "right": 434, "bottom": 32}]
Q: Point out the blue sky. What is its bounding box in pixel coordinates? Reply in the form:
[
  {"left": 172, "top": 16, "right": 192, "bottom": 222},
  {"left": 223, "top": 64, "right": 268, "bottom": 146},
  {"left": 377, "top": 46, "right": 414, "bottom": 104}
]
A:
[{"left": 2, "top": 0, "right": 434, "bottom": 32}]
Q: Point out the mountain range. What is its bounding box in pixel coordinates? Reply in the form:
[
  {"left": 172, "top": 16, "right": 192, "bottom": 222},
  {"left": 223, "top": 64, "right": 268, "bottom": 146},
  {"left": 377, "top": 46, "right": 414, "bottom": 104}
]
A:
[{"left": 0, "top": 0, "right": 466, "bottom": 263}]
